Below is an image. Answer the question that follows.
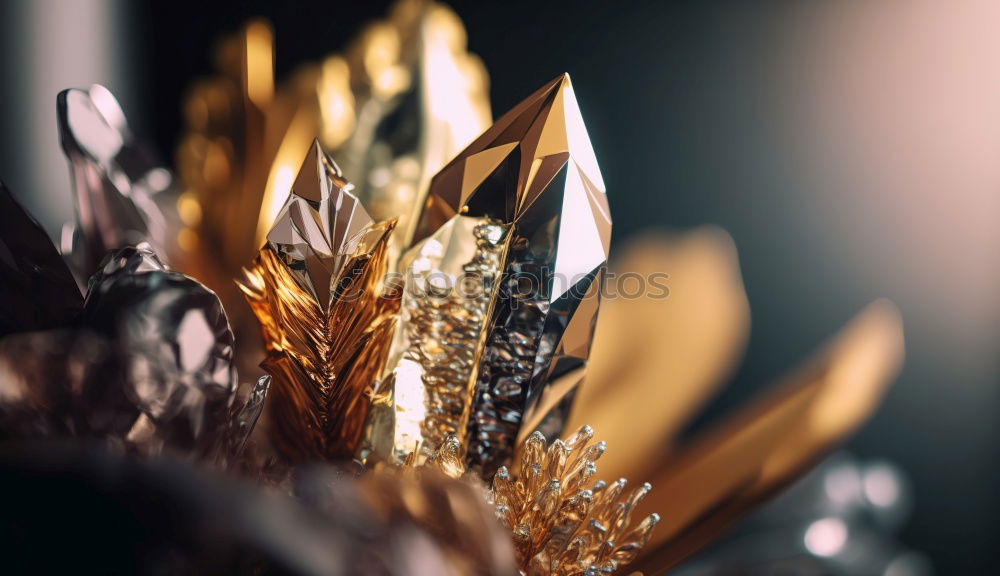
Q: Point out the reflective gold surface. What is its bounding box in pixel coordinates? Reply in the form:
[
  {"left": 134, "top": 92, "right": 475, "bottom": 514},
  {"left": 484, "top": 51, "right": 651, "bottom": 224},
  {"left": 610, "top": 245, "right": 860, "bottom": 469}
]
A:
[
  {"left": 418, "top": 427, "right": 658, "bottom": 576},
  {"left": 239, "top": 142, "right": 400, "bottom": 461},
  {"left": 566, "top": 230, "right": 751, "bottom": 483},
  {"left": 362, "top": 216, "right": 509, "bottom": 465},
  {"left": 407, "top": 73, "right": 611, "bottom": 476},
  {"left": 177, "top": 0, "right": 490, "bottom": 279},
  {"left": 626, "top": 301, "right": 903, "bottom": 574}
]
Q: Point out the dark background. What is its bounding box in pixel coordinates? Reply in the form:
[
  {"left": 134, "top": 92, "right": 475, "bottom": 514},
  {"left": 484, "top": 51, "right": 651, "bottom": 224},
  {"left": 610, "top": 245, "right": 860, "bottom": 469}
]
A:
[{"left": 1, "top": 1, "right": 997, "bottom": 573}]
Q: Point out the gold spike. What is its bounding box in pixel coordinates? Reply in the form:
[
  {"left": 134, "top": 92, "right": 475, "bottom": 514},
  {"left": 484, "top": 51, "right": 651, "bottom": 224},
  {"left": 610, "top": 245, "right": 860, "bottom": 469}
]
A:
[{"left": 418, "top": 426, "right": 658, "bottom": 576}]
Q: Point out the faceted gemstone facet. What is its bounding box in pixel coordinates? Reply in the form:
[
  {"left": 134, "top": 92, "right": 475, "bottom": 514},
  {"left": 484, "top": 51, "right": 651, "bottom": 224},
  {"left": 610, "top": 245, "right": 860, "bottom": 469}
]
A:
[
  {"left": 266, "top": 142, "right": 373, "bottom": 311},
  {"left": 84, "top": 245, "right": 240, "bottom": 457}
]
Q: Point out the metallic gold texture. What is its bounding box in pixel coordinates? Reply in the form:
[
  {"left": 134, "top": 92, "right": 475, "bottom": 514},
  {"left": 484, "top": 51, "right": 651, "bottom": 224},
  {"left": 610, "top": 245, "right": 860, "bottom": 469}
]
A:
[
  {"left": 407, "top": 73, "right": 611, "bottom": 476},
  {"left": 566, "top": 230, "right": 751, "bottom": 484},
  {"left": 238, "top": 141, "right": 400, "bottom": 461},
  {"left": 419, "top": 426, "right": 658, "bottom": 576},
  {"left": 176, "top": 1, "right": 489, "bottom": 278},
  {"left": 362, "top": 216, "right": 509, "bottom": 465},
  {"left": 177, "top": 20, "right": 273, "bottom": 271},
  {"left": 628, "top": 300, "right": 904, "bottom": 574}
]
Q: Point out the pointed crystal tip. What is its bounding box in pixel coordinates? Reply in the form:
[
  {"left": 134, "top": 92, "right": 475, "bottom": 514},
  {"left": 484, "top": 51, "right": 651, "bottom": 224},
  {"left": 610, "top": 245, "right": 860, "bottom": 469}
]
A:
[
  {"left": 265, "top": 140, "right": 375, "bottom": 307},
  {"left": 58, "top": 85, "right": 130, "bottom": 163}
]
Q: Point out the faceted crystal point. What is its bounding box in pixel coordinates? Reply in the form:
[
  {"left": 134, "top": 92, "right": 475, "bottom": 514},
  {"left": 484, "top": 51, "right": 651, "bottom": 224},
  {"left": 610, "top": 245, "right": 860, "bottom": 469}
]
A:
[
  {"left": 58, "top": 85, "right": 174, "bottom": 280},
  {"left": 266, "top": 139, "right": 374, "bottom": 311},
  {"left": 0, "top": 182, "right": 83, "bottom": 339},
  {"left": 374, "top": 73, "right": 611, "bottom": 475},
  {"left": 240, "top": 140, "right": 400, "bottom": 461}
]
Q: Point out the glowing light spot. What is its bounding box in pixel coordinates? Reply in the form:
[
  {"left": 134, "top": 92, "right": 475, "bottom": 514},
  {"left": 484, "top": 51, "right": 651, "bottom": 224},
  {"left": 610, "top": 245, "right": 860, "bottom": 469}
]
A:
[
  {"left": 864, "top": 464, "right": 901, "bottom": 509},
  {"left": 804, "top": 517, "right": 848, "bottom": 557}
]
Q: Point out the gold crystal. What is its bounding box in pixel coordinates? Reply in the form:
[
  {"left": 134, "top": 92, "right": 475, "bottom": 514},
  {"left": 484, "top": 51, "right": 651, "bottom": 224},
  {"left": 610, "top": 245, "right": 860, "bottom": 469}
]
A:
[
  {"left": 176, "top": 1, "right": 490, "bottom": 278},
  {"left": 362, "top": 216, "right": 510, "bottom": 464},
  {"left": 363, "top": 73, "right": 611, "bottom": 475},
  {"left": 419, "top": 426, "right": 658, "bottom": 576},
  {"left": 238, "top": 140, "right": 400, "bottom": 461}
]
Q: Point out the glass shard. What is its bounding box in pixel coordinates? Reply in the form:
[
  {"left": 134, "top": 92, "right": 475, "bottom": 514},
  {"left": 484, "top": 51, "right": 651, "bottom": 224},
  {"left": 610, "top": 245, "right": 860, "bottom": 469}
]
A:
[{"left": 0, "top": 182, "right": 83, "bottom": 338}]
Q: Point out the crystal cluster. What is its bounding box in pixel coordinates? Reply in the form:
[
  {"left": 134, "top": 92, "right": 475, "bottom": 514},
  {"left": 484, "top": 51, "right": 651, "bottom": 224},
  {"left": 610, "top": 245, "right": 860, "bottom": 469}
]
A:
[
  {"left": 419, "top": 426, "right": 659, "bottom": 576},
  {"left": 177, "top": 0, "right": 490, "bottom": 275},
  {"left": 0, "top": 86, "right": 263, "bottom": 463},
  {"left": 0, "top": 4, "right": 913, "bottom": 573}
]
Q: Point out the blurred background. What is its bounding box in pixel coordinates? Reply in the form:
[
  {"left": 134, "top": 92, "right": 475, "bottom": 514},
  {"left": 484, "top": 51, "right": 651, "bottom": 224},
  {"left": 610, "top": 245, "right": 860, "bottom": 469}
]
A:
[{"left": 0, "top": 0, "right": 996, "bottom": 573}]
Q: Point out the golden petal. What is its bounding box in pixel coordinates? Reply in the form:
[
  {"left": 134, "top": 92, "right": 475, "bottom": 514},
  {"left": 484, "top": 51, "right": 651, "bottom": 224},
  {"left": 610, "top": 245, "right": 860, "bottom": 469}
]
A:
[
  {"left": 566, "top": 227, "right": 751, "bottom": 482},
  {"left": 631, "top": 299, "right": 904, "bottom": 573}
]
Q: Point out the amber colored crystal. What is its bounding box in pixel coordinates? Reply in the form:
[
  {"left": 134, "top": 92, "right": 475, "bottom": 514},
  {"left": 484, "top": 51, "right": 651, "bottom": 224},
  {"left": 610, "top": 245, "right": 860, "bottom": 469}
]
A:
[
  {"left": 365, "top": 73, "right": 611, "bottom": 476},
  {"left": 177, "top": 1, "right": 490, "bottom": 275},
  {"left": 239, "top": 140, "right": 400, "bottom": 461}
]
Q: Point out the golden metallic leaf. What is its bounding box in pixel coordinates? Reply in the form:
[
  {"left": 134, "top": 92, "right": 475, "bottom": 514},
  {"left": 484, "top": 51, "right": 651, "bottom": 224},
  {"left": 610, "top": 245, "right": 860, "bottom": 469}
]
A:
[
  {"left": 238, "top": 141, "right": 400, "bottom": 461},
  {"left": 567, "top": 229, "right": 751, "bottom": 483},
  {"left": 631, "top": 300, "right": 904, "bottom": 573}
]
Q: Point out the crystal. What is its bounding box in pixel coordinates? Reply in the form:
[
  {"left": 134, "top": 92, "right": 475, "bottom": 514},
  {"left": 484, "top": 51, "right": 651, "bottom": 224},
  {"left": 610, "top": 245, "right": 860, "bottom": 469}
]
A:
[
  {"left": 58, "top": 85, "right": 175, "bottom": 280},
  {"left": 0, "top": 182, "right": 83, "bottom": 339},
  {"left": 361, "top": 215, "right": 508, "bottom": 464},
  {"left": 0, "top": 239, "right": 261, "bottom": 461},
  {"left": 415, "top": 426, "right": 658, "bottom": 576},
  {"left": 265, "top": 142, "right": 372, "bottom": 310},
  {"left": 239, "top": 140, "right": 400, "bottom": 461},
  {"left": 365, "top": 74, "right": 611, "bottom": 475},
  {"left": 177, "top": 2, "right": 491, "bottom": 275},
  {"left": 83, "top": 245, "right": 241, "bottom": 458}
]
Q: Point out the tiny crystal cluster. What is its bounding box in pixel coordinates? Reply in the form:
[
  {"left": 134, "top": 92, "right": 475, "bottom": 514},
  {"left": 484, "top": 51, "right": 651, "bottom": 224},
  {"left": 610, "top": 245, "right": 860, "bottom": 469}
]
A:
[{"left": 422, "top": 426, "right": 660, "bottom": 576}]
